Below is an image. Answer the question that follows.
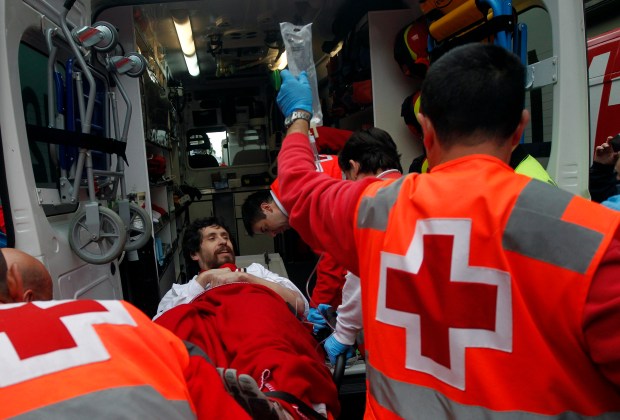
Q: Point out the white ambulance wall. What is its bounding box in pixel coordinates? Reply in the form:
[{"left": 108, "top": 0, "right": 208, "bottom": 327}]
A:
[
  {"left": 369, "top": 9, "right": 423, "bottom": 173},
  {"left": 542, "top": 0, "right": 591, "bottom": 197}
]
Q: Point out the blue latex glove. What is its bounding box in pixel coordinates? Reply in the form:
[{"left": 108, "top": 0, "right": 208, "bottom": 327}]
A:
[
  {"left": 323, "top": 334, "right": 355, "bottom": 365},
  {"left": 308, "top": 304, "right": 332, "bottom": 334},
  {"left": 602, "top": 195, "right": 620, "bottom": 211},
  {"left": 276, "top": 69, "right": 313, "bottom": 117}
]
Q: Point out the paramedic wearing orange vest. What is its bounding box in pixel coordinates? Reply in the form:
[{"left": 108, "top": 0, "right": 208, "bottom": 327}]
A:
[
  {"left": 0, "top": 299, "right": 250, "bottom": 419},
  {"left": 275, "top": 44, "right": 620, "bottom": 418}
]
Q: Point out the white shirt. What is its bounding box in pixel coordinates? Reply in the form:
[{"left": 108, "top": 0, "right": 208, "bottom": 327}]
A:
[
  {"left": 333, "top": 272, "right": 363, "bottom": 345},
  {"left": 154, "top": 263, "right": 309, "bottom": 320}
]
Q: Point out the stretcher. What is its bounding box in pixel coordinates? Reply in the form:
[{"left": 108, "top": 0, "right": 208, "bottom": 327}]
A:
[{"left": 423, "top": 0, "right": 520, "bottom": 61}]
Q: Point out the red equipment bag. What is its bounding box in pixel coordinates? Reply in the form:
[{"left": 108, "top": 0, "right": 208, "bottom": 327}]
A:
[
  {"left": 351, "top": 80, "right": 373, "bottom": 105},
  {"left": 147, "top": 154, "right": 166, "bottom": 176}
]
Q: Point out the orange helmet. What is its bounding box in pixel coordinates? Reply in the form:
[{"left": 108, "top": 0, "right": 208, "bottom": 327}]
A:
[
  {"left": 394, "top": 18, "right": 430, "bottom": 79},
  {"left": 401, "top": 90, "right": 423, "bottom": 138}
]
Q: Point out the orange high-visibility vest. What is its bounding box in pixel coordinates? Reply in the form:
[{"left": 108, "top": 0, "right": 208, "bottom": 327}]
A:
[
  {"left": 354, "top": 155, "right": 620, "bottom": 419},
  {"left": 0, "top": 300, "right": 199, "bottom": 418}
]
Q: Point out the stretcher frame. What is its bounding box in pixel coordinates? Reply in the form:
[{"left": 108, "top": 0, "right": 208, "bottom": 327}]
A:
[{"left": 44, "top": 0, "right": 151, "bottom": 264}]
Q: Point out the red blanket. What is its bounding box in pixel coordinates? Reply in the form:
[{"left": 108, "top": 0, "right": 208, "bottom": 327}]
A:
[{"left": 155, "top": 283, "right": 340, "bottom": 419}]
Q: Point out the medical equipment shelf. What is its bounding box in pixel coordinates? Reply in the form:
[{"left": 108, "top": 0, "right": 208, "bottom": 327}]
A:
[
  {"left": 101, "top": 7, "right": 187, "bottom": 314},
  {"left": 146, "top": 139, "right": 172, "bottom": 151},
  {"left": 153, "top": 214, "right": 171, "bottom": 235},
  {"left": 149, "top": 179, "right": 174, "bottom": 188}
]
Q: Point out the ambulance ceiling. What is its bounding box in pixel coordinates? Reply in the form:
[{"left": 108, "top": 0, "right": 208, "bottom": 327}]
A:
[{"left": 93, "top": 0, "right": 414, "bottom": 89}]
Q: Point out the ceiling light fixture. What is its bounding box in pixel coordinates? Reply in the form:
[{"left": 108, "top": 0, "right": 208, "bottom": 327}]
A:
[
  {"left": 172, "top": 14, "right": 200, "bottom": 76},
  {"left": 172, "top": 15, "right": 195, "bottom": 56},
  {"left": 272, "top": 51, "right": 288, "bottom": 70},
  {"left": 184, "top": 53, "right": 200, "bottom": 77},
  {"left": 330, "top": 41, "right": 344, "bottom": 57}
]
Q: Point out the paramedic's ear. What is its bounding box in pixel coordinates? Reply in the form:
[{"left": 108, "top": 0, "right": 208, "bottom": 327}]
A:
[
  {"left": 260, "top": 201, "right": 273, "bottom": 214},
  {"left": 22, "top": 289, "right": 35, "bottom": 302},
  {"left": 347, "top": 160, "right": 361, "bottom": 181},
  {"left": 511, "top": 109, "right": 531, "bottom": 149},
  {"left": 418, "top": 112, "right": 435, "bottom": 152}
]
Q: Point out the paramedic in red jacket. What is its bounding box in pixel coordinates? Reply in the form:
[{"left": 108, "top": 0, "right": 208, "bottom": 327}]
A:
[
  {"left": 275, "top": 43, "right": 620, "bottom": 418},
  {"left": 241, "top": 126, "right": 354, "bottom": 313},
  {"left": 241, "top": 156, "right": 348, "bottom": 315}
]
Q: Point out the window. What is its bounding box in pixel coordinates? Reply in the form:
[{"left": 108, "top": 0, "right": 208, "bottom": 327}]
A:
[
  {"left": 187, "top": 128, "right": 223, "bottom": 168},
  {"left": 19, "top": 43, "right": 56, "bottom": 188},
  {"left": 519, "top": 7, "right": 554, "bottom": 167}
]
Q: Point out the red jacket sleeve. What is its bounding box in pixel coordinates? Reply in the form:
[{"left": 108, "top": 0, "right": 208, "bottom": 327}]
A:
[
  {"left": 583, "top": 227, "right": 620, "bottom": 387},
  {"left": 311, "top": 252, "right": 347, "bottom": 307},
  {"left": 278, "top": 132, "right": 379, "bottom": 275}
]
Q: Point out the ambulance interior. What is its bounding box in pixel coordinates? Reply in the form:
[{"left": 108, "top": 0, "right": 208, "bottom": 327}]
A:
[{"left": 2, "top": 0, "right": 619, "bottom": 416}]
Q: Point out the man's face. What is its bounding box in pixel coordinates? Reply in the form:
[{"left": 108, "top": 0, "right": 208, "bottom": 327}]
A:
[
  {"left": 191, "top": 225, "right": 235, "bottom": 269},
  {"left": 252, "top": 203, "right": 290, "bottom": 237}
]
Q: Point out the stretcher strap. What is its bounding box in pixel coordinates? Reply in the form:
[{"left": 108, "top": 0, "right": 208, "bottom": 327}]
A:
[
  {"left": 264, "top": 391, "right": 326, "bottom": 420},
  {"left": 26, "top": 124, "right": 128, "bottom": 164}
]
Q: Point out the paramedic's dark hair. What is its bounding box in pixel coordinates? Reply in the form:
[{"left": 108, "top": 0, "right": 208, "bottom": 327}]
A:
[
  {"left": 241, "top": 190, "right": 274, "bottom": 237},
  {"left": 420, "top": 43, "right": 525, "bottom": 147},
  {"left": 0, "top": 249, "right": 7, "bottom": 298},
  {"left": 338, "top": 127, "right": 403, "bottom": 175},
  {"left": 183, "top": 217, "right": 233, "bottom": 260}
]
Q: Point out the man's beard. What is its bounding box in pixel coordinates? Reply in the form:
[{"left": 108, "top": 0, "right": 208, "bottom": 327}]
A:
[
  {"left": 207, "top": 245, "right": 235, "bottom": 268},
  {"left": 216, "top": 253, "right": 234, "bottom": 266}
]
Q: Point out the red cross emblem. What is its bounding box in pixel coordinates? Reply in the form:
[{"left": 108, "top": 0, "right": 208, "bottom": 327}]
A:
[
  {"left": 0, "top": 300, "right": 137, "bottom": 387},
  {"left": 376, "top": 219, "right": 512, "bottom": 390},
  {"left": 0, "top": 300, "right": 108, "bottom": 359}
]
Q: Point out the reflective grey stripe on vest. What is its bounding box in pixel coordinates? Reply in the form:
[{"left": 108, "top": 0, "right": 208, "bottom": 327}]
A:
[
  {"left": 367, "top": 362, "right": 620, "bottom": 420},
  {"left": 12, "top": 385, "right": 195, "bottom": 420},
  {"left": 357, "top": 177, "right": 406, "bottom": 231},
  {"left": 503, "top": 180, "right": 604, "bottom": 274}
]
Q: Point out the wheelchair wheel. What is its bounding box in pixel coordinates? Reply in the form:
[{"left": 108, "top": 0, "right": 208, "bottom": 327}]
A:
[
  {"left": 91, "top": 21, "right": 119, "bottom": 53},
  {"left": 120, "top": 202, "right": 152, "bottom": 252},
  {"left": 69, "top": 206, "right": 126, "bottom": 264},
  {"left": 123, "top": 52, "right": 148, "bottom": 78}
]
